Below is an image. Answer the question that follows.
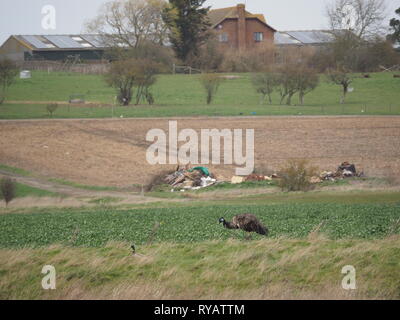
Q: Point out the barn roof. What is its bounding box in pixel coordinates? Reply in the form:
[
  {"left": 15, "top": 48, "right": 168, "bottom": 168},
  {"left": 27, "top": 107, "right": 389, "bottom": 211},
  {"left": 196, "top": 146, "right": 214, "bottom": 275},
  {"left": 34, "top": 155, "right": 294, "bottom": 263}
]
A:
[
  {"left": 274, "top": 30, "right": 335, "bottom": 45},
  {"left": 208, "top": 6, "right": 276, "bottom": 31},
  {"left": 10, "top": 34, "right": 107, "bottom": 51}
]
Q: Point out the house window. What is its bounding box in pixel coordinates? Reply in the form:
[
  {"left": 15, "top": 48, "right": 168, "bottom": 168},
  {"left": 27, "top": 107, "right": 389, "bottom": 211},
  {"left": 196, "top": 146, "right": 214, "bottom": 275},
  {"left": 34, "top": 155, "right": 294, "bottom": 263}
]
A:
[
  {"left": 254, "top": 32, "right": 264, "bottom": 42},
  {"left": 218, "top": 33, "right": 228, "bottom": 43}
]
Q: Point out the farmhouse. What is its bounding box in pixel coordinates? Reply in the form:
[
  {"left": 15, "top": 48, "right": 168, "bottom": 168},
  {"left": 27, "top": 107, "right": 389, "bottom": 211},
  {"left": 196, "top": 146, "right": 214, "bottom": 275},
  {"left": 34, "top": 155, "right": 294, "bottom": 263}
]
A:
[
  {"left": 208, "top": 4, "right": 336, "bottom": 49},
  {"left": 0, "top": 34, "right": 106, "bottom": 62},
  {"left": 208, "top": 4, "right": 276, "bottom": 50}
]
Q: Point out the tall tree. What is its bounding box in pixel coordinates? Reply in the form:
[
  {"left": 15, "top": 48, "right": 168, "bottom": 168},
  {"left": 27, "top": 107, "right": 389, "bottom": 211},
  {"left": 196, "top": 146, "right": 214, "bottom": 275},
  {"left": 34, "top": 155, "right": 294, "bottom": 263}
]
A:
[
  {"left": 326, "top": 0, "right": 387, "bottom": 40},
  {"left": 86, "top": 0, "right": 169, "bottom": 48},
  {"left": 388, "top": 7, "right": 400, "bottom": 43},
  {"left": 163, "top": 0, "right": 210, "bottom": 63},
  {"left": 0, "top": 59, "right": 18, "bottom": 105}
]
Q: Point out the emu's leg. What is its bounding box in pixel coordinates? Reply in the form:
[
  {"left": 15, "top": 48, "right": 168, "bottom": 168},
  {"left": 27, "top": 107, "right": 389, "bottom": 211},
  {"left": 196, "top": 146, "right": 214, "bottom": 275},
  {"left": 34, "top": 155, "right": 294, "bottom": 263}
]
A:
[{"left": 244, "top": 231, "right": 252, "bottom": 241}]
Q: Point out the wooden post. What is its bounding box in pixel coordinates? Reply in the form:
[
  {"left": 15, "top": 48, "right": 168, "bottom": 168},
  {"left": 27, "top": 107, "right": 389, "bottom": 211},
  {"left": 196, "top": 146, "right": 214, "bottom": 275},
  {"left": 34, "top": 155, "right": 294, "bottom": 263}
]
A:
[{"left": 112, "top": 96, "right": 116, "bottom": 118}]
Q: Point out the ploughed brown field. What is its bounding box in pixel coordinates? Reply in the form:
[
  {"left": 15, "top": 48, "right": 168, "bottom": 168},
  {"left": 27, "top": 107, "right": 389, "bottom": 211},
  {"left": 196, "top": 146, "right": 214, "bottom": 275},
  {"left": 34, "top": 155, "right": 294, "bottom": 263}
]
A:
[{"left": 1, "top": 116, "right": 399, "bottom": 187}]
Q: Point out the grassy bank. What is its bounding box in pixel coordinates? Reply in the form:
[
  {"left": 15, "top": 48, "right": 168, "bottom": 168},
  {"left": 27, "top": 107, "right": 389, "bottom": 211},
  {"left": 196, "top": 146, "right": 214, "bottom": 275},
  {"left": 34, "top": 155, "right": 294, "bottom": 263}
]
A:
[
  {"left": 1, "top": 237, "right": 399, "bottom": 299},
  {"left": 12, "top": 183, "right": 58, "bottom": 199}
]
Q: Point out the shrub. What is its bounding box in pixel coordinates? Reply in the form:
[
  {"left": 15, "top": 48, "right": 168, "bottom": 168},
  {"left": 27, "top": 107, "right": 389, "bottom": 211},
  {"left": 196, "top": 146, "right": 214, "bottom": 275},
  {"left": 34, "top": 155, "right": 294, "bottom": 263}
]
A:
[
  {"left": 199, "top": 73, "right": 222, "bottom": 104},
  {"left": 0, "top": 177, "right": 16, "bottom": 207},
  {"left": 297, "top": 67, "right": 320, "bottom": 105},
  {"left": 105, "top": 57, "right": 162, "bottom": 106},
  {"left": 220, "top": 44, "right": 275, "bottom": 72},
  {"left": 326, "top": 67, "right": 353, "bottom": 104},
  {"left": 251, "top": 72, "right": 278, "bottom": 104},
  {"left": 46, "top": 104, "right": 58, "bottom": 117},
  {"left": 145, "top": 169, "right": 176, "bottom": 192},
  {"left": 278, "top": 160, "right": 318, "bottom": 192}
]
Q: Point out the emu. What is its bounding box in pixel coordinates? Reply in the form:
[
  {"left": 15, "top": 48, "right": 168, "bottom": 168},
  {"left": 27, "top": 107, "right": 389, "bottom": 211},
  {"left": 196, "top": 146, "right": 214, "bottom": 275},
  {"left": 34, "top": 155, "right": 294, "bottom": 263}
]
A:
[{"left": 219, "top": 214, "right": 268, "bottom": 238}]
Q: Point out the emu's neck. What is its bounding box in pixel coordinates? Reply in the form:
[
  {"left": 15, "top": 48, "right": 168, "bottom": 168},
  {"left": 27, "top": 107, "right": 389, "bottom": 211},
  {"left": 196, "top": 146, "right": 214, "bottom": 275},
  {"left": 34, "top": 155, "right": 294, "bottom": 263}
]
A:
[{"left": 224, "top": 221, "right": 238, "bottom": 229}]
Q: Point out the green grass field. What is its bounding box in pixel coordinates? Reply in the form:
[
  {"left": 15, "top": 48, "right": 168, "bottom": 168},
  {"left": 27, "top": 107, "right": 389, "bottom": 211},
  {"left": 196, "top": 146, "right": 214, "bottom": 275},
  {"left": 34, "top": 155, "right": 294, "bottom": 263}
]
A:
[{"left": 1, "top": 71, "right": 399, "bottom": 119}]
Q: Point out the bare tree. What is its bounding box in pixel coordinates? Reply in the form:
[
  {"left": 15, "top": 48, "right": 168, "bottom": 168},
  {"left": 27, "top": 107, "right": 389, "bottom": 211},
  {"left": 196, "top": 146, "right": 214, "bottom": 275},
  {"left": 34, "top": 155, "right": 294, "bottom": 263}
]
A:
[
  {"left": 326, "top": 0, "right": 387, "bottom": 39},
  {"left": 297, "top": 67, "right": 320, "bottom": 105},
  {"left": 105, "top": 58, "right": 162, "bottom": 106},
  {"left": 200, "top": 74, "right": 222, "bottom": 105},
  {"left": 133, "top": 59, "right": 162, "bottom": 105},
  {"left": 86, "top": 0, "right": 169, "bottom": 48},
  {"left": 0, "top": 59, "right": 18, "bottom": 105},
  {"left": 46, "top": 103, "right": 58, "bottom": 118},
  {"left": 327, "top": 67, "right": 353, "bottom": 104}
]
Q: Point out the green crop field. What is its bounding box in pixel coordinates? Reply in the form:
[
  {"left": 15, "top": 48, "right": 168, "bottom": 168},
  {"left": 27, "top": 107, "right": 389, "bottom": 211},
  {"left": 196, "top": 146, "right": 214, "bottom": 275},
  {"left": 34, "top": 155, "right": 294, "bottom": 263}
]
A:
[
  {"left": 1, "top": 202, "right": 399, "bottom": 248},
  {"left": 1, "top": 71, "right": 399, "bottom": 119}
]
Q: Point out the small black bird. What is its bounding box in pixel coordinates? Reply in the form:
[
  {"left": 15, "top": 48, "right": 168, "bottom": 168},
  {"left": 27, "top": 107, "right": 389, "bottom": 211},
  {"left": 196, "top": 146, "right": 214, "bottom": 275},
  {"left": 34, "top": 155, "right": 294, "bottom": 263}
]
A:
[
  {"left": 219, "top": 214, "right": 268, "bottom": 236},
  {"left": 131, "top": 244, "right": 136, "bottom": 255}
]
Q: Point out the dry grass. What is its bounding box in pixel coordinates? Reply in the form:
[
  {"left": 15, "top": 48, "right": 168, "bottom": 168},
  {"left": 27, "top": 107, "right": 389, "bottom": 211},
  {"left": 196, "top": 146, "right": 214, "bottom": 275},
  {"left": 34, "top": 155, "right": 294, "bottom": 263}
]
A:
[{"left": 1, "top": 237, "right": 399, "bottom": 300}]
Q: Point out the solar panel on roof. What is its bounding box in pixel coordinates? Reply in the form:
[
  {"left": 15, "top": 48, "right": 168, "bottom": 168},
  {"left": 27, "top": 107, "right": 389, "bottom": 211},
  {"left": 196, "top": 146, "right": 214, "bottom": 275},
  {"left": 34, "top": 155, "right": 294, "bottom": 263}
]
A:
[
  {"left": 287, "top": 32, "right": 313, "bottom": 44},
  {"left": 20, "top": 35, "right": 49, "bottom": 49},
  {"left": 81, "top": 35, "right": 106, "bottom": 48},
  {"left": 44, "top": 35, "right": 83, "bottom": 49},
  {"left": 286, "top": 31, "right": 332, "bottom": 44},
  {"left": 274, "top": 32, "right": 301, "bottom": 45}
]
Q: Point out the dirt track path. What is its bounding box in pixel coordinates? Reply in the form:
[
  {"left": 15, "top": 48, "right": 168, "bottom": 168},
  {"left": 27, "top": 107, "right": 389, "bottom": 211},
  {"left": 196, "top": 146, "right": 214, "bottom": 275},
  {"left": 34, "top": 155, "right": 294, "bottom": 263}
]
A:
[{"left": 0, "top": 169, "right": 167, "bottom": 204}]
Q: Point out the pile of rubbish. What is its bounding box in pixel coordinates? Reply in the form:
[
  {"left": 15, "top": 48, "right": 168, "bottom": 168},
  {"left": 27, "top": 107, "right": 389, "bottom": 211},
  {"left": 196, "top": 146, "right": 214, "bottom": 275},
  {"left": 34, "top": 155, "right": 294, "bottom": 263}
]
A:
[
  {"left": 231, "top": 173, "right": 279, "bottom": 184},
  {"left": 164, "top": 167, "right": 217, "bottom": 191},
  {"left": 316, "top": 162, "right": 364, "bottom": 183},
  {"left": 230, "top": 162, "right": 363, "bottom": 185},
  {"left": 162, "top": 161, "right": 363, "bottom": 192}
]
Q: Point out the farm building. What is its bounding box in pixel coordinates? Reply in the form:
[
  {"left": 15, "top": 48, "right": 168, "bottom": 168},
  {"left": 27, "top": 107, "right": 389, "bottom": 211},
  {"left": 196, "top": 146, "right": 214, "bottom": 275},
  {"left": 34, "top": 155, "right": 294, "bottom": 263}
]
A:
[
  {"left": 0, "top": 34, "right": 106, "bottom": 62},
  {"left": 274, "top": 30, "right": 335, "bottom": 46},
  {"left": 208, "top": 4, "right": 277, "bottom": 50}
]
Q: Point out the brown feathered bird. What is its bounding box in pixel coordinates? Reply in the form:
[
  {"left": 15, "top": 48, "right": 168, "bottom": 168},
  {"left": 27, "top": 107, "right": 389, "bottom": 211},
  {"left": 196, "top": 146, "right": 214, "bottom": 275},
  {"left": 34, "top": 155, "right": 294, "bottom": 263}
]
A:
[{"left": 219, "top": 214, "right": 268, "bottom": 236}]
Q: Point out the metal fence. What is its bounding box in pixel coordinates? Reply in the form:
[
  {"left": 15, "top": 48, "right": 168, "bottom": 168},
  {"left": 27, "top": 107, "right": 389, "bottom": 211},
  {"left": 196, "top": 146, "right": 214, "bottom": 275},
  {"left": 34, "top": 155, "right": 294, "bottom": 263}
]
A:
[{"left": 16, "top": 61, "right": 110, "bottom": 75}]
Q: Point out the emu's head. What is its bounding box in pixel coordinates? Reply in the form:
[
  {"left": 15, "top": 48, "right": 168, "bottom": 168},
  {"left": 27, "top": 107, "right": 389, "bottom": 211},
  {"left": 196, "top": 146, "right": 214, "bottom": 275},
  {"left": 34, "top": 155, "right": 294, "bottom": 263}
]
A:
[{"left": 219, "top": 217, "right": 225, "bottom": 224}]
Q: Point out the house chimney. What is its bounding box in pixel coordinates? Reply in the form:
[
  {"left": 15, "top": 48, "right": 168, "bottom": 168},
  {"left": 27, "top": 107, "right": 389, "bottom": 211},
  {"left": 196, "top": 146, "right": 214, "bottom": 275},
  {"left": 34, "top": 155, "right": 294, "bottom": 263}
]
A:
[{"left": 237, "top": 3, "right": 246, "bottom": 50}]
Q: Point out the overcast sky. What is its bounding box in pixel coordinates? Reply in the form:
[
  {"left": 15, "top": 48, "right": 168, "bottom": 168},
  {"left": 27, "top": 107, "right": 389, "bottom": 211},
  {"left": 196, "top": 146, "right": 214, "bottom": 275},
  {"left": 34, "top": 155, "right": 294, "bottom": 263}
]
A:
[{"left": 0, "top": 0, "right": 399, "bottom": 44}]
